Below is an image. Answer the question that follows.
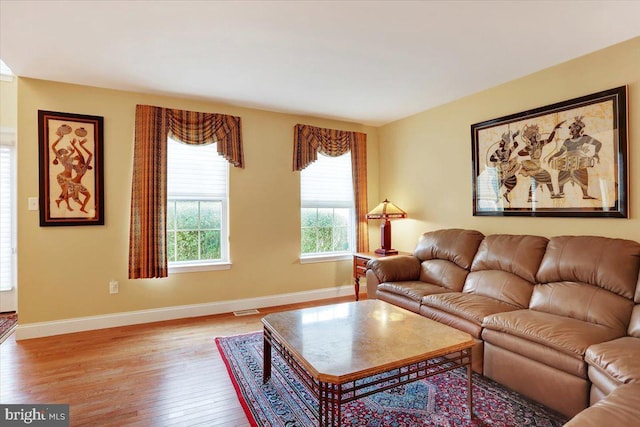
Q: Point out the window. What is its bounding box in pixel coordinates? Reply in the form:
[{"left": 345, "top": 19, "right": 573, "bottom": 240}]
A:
[
  {"left": 0, "top": 131, "right": 16, "bottom": 291},
  {"left": 166, "top": 137, "right": 229, "bottom": 270},
  {"left": 300, "top": 152, "right": 354, "bottom": 258}
]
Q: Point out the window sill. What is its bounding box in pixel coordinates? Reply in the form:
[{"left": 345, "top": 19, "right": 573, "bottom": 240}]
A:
[
  {"left": 168, "top": 262, "right": 232, "bottom": 274},
  {"left": 300, "top": 253, "right": 352, "bottom": 264}
]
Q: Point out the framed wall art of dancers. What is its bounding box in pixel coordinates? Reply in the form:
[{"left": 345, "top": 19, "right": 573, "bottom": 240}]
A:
[
  {"left": 471, "top": 86, "right": 627, "bottom": 218},
  {"left": 38, "top": 110, "right": 104, "bottom": 226}
]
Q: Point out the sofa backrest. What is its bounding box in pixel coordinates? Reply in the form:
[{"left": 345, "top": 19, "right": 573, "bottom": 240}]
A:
[
  {"left": 463, "top": 234, "right": 549, "bottom": 308},
  {"left": 532, "top": 236, "right": 640, "bottom": 333},
  {"left": 413, "top": 228, "right": 484, "bottom": 291}
]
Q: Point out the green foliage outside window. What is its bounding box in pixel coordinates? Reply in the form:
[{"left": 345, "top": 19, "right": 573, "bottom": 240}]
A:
[
  {"left": 167, "top": 200, "right": 222, "bottom": 262},
  {"left": 301, "top": 207, "right": 351, "bottom": 254}
]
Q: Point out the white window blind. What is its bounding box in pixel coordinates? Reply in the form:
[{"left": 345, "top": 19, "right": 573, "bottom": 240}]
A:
[
  {"left": 167, "top": 137, "right": 229, "bottom": 265},
  {"left": 0, "top": 142, "right": 15, "bottom": 291},
  {"left": 167, "top": 138, "right": 228, "bottom": 198},
  {"left": 301, "top": 152, "right": 353, "bottom": 207},
  {"left": 300, "top": 152, "right": 355, "bottom": 256}
]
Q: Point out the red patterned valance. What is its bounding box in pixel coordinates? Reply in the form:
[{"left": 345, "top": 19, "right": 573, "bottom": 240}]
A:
[
  {"left": 293, "top": 124, "right": 363, "bottom": 171},
  {"left": 167, "top": 107, "right": 243, "bottom": 168}
]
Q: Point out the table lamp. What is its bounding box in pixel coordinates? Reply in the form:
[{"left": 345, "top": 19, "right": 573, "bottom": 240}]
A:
[{"left": 366, "top": 199, "right": 407, "bottom": 255}]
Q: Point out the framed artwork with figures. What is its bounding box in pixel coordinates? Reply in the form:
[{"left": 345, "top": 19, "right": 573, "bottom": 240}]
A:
[
  {"left": 471, "top": 86, "right": 628, "bottom": 217},
  {"left": 38, "top": 110, "right": 104, "bottom": 226}
]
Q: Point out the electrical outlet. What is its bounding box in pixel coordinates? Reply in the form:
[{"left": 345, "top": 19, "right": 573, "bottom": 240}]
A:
[
  {"left": 109, "top": 280, "right": 119, "bottom": 294},
  {"left": 28, "top": 197, "right": 39, "bottom": 211}
]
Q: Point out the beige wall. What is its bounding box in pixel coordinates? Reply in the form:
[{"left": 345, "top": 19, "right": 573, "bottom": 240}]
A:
[
  {"left": 16, "top": 36, "right": 639, "bottom": 327},
  {"left": 1, "top": 76, "right": 17, "bottom": 128},
  {"left": 379, "top": 37, "right": 640, "bottom": 251},
  {"left": 17, "top": 79, "right": 379, "bottom": 324}
]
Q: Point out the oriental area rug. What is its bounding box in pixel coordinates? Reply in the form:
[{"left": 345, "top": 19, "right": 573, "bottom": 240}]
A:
[
  {"left": 216, "top": 332, "right": 569, "bottom": 427},
  {"left": 0, "top": 312, "right": 17, "bottom": 344}
]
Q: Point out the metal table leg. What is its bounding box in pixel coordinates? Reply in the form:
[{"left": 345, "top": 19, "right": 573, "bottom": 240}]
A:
[
  {"left": 263, "top": 327, "right": 272, "bottom": 384},
  {"left": 467, "top": 350, "right": 473, "bottom": 418}
]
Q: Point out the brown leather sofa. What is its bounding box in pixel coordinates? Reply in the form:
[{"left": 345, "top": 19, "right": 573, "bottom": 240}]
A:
[
  {"left": 563, "top": 383, "right": 640, "bottom": 426},
  {"left": 365, "top": 229, "right": 640, "bottom": 423}
]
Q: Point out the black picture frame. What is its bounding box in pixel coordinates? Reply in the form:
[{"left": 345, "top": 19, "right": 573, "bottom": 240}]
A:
[
  {"left": 471, "top": 86, "right": 628, "bottom": 217},
  {"left": 38, "top": 110, "right": 105, "bottom": 226}
]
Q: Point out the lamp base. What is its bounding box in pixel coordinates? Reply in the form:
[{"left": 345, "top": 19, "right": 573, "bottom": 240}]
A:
[
  {"left": 375, "top": 219, "right": 398, "bottom": 255},
  {"left": 374, "top": 248, "right": 398, "bottom": 255}
]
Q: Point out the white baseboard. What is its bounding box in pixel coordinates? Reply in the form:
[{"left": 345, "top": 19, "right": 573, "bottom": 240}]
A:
[{"left": 15, "top": 285, "right": 355, "bottom": 340}]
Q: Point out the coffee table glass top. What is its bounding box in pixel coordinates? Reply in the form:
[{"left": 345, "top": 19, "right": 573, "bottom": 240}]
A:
[{"left": 262, "top": 300, "right": 473, "bottom": 383}]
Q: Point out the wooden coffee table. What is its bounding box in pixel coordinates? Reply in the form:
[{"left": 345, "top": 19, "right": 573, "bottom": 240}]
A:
[{"left": 262, "top": 300, "right": 475, "bottom": 426}]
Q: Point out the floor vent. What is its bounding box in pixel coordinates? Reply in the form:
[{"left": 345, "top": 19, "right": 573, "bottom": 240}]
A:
[{"left": 233, "top": 309, "right": 260, "bottom": 317}]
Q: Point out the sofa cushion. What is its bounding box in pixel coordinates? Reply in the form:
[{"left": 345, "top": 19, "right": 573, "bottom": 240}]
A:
[
  {"left": 537, "top": 235, "right": 640, "bottom": 300},
  {"left": 463, "top": 234, "right": 548, "bottom": 308},
  {"left": 464, "top": 270, "right": 537, "bottom": 309},
  {"left": 419, "top": 305, "right": 485, "bottom": 338},
  {"left": 530, "top": 282, "right": 634, "bottom": 334},
  {"left": 482, "top": 329, "right": 586, "bottom": 377},
  {"left": 413, "top": 228, "right": 484, "bottom": 269},
  {"left": 377, "top": 291, "right": 421, "bottom": 313},
  {"left": 482, "top": 310, "right": 624, "bottom": 358},
  {"left": 470, "top": 234, "right": 549, "bottom": 284},
  {"left": 422, "top": 292, "right": 520, "bottom": 326},
  {"left": 563, "top": 383, "right": 640, "bottom": 427},
  {"left": 378, "top": 281, "right": 450, "bottom": 303},
  {"left": 418, "top": 259, "right": 469, "bottom": 292},
  {"left": 586, "top": 337, "right": 640, "bottom": 386}
]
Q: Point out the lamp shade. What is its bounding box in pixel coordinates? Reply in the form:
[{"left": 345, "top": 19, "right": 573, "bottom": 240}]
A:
[{"left": 366, "top": 199, "right": 407, "bottom": 219}]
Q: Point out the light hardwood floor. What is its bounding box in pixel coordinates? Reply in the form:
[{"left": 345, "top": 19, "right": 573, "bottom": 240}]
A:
[{"left": 0, "top": 296, "right": 356, "bottom": 426}]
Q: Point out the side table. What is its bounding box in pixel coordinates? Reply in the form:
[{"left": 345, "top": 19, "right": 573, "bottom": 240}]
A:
[{"left": 353, "top": 251, "right": 410, "bottom": 300}]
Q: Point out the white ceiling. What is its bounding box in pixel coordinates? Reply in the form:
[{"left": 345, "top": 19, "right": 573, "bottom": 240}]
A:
[{"left": 1, "top": 1, "right": 639, "bottom": 126}]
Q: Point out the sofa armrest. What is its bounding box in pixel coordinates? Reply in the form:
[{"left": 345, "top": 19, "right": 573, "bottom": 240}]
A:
[
  {"left": 367, "top": 255, "right": 421, "bottom": 283},
  {"left": 563, "top": 383, "right": 640, "bottom": 427},
  {"left": 365, "top": 269, "right": 381, "bottom": 299}
]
